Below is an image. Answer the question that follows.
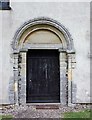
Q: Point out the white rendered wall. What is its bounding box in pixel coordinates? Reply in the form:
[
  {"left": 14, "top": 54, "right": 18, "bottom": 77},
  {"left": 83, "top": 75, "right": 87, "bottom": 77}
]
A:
[{"left": 0, "top": 2, "right": 90, "bottom": 104}]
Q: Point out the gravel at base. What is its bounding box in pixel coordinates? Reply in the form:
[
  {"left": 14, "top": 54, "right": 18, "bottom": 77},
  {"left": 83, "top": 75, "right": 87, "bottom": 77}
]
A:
[{"left": 1, "top": 104, "right": 91, "bottom": 118}]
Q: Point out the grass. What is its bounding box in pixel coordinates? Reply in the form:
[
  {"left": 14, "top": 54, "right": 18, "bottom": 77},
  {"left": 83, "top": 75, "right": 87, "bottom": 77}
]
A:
[
  {"left": 64, "top": 109, "right": 92, "bottom": 119},
  {"left": 0, "top": 115, "right": 13, "bottom": 120},
  {"left": 0, "top": 109, "right": 91, "bottom": 120}
]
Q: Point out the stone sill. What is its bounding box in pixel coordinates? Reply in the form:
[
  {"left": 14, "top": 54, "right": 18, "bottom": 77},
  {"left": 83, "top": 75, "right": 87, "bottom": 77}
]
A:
[{"left": 0, "top": 7, "right": 11, "bottom": 10}]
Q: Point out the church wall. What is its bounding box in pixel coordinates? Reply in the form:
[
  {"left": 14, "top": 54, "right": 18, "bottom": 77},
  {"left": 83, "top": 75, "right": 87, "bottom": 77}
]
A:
[{"left": 0, "top": 2, "right": 90, "bottom": 104}]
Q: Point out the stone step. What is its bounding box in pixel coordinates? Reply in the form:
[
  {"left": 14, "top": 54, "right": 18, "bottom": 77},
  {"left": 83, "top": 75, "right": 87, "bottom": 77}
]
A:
[{"left": 36, "top": 105, "right": 59, "bottom": 109}]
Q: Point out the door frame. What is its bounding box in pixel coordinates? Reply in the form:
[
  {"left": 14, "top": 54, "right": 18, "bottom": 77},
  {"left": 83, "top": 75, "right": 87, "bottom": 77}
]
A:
[{"left": 16, "top": 47, "right": 68, "bottom": 105}]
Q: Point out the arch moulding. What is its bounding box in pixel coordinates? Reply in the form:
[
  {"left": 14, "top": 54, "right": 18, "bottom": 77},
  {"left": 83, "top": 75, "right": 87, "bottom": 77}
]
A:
[
  {"left": 12, "top": 17, "right": 76, "bottom": 106},
  {"left": 12, "top": 17, "right": 75, "bottom": 53}
]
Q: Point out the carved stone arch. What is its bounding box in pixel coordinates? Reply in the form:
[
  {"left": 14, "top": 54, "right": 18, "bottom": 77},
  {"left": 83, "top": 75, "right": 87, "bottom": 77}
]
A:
[
  {"left": 12, "top": 17, "right": 75, "bottom": 106},
  {"left": 12, "top": 17, "right": 75, "bottom": 53}
]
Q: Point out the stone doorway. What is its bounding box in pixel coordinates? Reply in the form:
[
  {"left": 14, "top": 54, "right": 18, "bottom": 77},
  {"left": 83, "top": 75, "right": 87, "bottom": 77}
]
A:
[{"left": 12, "top": 17, "right": 75, "bottom": 106}]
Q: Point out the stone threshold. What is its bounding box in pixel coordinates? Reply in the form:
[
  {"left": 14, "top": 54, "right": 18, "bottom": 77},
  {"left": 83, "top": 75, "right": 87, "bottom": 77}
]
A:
[
  {"left": 26, "top": 103, "right": 61, "bottom": 105},
  {"left": 26, "top": 103, "right": 61, "bottom": 110},
  {"left": 36, "top": 105, "right": 59, "bottom": 109}
]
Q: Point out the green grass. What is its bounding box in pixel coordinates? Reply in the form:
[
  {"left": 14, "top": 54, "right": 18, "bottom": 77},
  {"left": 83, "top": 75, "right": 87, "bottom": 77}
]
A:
[
  {"left": 0, "top": 115, "right": 13, "bottom": 120},
  {"left": 64, "top": 109, "right": 92, "bottom": 118}
]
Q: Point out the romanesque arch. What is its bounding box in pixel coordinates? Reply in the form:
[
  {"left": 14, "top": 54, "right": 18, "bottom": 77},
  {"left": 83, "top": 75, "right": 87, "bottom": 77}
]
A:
[
  {"left": 12, "top": 17, "right": 75, "bottom": 106},
  {"left": 12, "top": 17, "right": 74, "bottom": 52}
]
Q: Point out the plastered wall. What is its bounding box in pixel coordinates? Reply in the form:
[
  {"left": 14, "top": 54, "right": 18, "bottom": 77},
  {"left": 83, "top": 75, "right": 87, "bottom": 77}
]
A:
[{"left": 0, "top": 2, "right": 90, "bottom": 104}]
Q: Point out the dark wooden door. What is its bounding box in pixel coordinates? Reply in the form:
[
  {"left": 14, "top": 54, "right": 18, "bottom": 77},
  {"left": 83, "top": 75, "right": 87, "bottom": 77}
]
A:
[{"left": 26, "top": 50, "right": 60, "bottom": 103}]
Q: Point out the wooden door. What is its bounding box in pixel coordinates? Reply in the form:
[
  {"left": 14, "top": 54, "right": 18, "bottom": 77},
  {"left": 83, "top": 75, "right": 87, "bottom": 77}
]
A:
[{"left": 26, "top": 50, "right": 60, "bottom": 103}]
